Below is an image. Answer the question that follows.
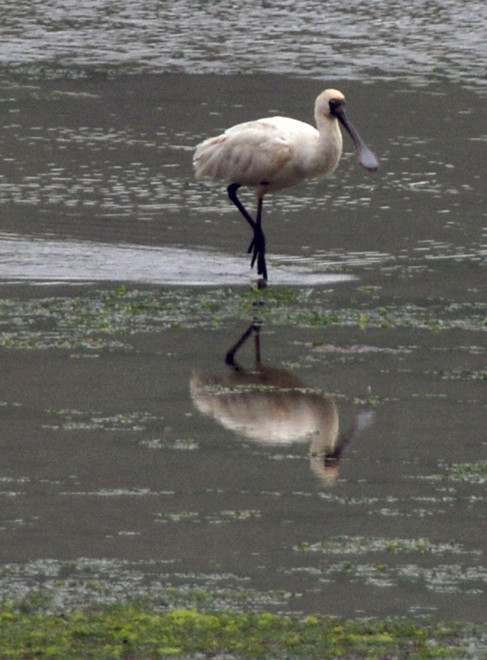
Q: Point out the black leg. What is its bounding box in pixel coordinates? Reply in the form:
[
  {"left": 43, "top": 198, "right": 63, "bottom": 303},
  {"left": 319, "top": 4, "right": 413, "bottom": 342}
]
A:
[
  {"left": 250, "top": 196, "right": 267, "bottom": 280},
  {"left": 227, "top": 183, "right": 256, "bottom": 232},
  {"left": 227, "top": 184, "right": 267, "bottom": 280}
]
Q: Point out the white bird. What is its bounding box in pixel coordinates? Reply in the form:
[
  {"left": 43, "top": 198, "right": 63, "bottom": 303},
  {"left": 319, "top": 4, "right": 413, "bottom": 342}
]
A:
[{"left": 193, "top": 89, "right": 379, "bottom": 283}]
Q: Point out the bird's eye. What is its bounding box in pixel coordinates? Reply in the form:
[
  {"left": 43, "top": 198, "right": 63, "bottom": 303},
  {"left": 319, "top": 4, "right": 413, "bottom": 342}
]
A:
[{"left": 329, "top": 98, "right": 344, "bottom": 117}]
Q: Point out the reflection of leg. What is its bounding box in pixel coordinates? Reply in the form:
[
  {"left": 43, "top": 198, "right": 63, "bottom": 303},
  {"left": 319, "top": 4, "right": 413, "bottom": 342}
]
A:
[
  {"left": 225, "top": 323, "right": 255, "bottom": 369},
  {"left": 225, "top": 322, "right": 262, "bottom": 369},
  {"left": 254, "top": 323, "right": 261, "bottom": 367}
]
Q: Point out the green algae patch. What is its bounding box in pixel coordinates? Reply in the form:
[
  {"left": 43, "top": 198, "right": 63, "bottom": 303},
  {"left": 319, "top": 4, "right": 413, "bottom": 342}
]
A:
[
  {"left": 2, "top": 283, "right": 485, "bottom": 351},
  {"left": 446, "top": 460, "right": 487, "bottom": 486},
  {"left": 1, "top": 603, "right": 485, "bottom": 659}
]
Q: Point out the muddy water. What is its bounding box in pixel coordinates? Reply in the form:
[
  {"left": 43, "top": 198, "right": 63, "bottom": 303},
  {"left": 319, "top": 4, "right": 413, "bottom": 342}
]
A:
[{"left": 0, "top": 1, "right": 486, "bottom": 628}]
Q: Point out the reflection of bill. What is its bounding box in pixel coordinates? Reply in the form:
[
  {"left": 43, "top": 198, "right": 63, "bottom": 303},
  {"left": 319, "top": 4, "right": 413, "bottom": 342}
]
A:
[{"left": 190, "top": 323, "right": 374, "bottom": 486}]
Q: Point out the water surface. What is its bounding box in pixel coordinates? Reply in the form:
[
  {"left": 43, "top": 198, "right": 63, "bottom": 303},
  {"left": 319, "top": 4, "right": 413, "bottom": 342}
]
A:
[{"left": 0, "top": 0, "right": 485, "bottom": 631}]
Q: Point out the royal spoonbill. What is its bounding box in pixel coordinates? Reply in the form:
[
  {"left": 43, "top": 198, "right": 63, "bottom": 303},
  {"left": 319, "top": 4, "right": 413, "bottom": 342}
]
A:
[{"left": 193, "top": 89, "right": 379, "bottom": 283}]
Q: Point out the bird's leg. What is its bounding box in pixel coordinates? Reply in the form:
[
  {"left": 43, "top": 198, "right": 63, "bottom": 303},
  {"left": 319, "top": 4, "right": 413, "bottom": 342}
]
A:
[
  {"left": 227, "top": 183, "right": 256, "bottom": 232},
  {"left": 227, "top": 184, "right": 267, "bottom": 280},
  {"left": 249, "top": 196, "right": 267, "bottom": 280}
]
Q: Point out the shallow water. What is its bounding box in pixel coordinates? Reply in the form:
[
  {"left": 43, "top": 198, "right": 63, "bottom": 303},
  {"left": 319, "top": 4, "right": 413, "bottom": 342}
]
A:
[{"left": 0, "top": 0, "right": 486, "bottom": 631}]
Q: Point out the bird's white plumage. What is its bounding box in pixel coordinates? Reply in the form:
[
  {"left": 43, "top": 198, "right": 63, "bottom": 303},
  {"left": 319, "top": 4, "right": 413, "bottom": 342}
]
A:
[{"left": 194, "top": 89, "right": 345, "bottom": 196}]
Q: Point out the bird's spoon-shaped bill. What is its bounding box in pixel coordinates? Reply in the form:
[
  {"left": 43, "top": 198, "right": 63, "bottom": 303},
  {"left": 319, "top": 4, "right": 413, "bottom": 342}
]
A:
[{"left": 331, "top": 100, "right": 379, "bottom": 172}]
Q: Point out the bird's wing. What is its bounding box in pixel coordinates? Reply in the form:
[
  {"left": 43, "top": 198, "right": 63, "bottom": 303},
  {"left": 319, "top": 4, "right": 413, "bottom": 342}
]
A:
[{"left": 194, "top": 118, "right": 296, "bottom": 185}]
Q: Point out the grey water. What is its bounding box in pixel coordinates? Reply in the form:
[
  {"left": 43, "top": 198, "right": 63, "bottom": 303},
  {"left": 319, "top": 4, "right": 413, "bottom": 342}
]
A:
[{"left": 0, "top": 0, "right": 486, "bottom": 627}]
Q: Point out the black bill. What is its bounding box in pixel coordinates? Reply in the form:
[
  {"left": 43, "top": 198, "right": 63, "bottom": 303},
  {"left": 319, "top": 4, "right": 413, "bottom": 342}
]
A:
[{"left": 331, "top": 99, "right": 379, "bottom": 172}]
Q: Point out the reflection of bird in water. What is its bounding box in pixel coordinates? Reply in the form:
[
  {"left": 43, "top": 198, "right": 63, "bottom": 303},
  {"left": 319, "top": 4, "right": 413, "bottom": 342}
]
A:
[
  {"left": 193, "top": 89, "right": 379, "bottom": 284},
  {"left": 190, "top": 323, "right": 374, "bottom": 485}
]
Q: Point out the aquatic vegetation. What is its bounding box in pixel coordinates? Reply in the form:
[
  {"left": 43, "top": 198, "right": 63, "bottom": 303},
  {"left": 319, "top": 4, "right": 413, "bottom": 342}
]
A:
[
  {"left": 0, "top": 284, "right": 485, "bottom": 351},
  {"left": 290, "top": 535, "right": 487, "bottom": 596},
  {"left": 0, "top": 601, "right": 485, "bottom": 659},
  {"left": 140, "top": 437, "right": 199, "bottom": 450},
  {"left": 155, "top": 509, "right": 262, "bottom": 525},
  {"left": 42, "top": 408, "right": 160, "bottom": 432},
  {"left": 294, "top": 536, "right": 478, "bottom": 556},
  {"left": 445, "top": 461, "right": 487, "bottom": 486}
]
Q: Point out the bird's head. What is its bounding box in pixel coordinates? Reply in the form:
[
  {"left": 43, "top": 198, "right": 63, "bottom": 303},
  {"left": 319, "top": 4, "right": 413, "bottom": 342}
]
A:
[{"left": 316, "top": 89, "right": 379, "bottom": 172}]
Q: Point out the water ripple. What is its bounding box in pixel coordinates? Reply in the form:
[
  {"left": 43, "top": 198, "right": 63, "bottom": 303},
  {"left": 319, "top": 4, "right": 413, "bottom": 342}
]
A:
[{"left": 0, "top": 1, "right": 485, "bottom": 90}]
